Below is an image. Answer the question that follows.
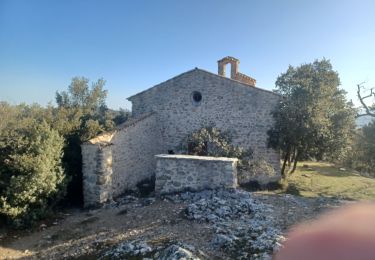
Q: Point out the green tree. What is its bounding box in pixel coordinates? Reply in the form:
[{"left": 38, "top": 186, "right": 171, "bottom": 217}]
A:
[
  {"left": 113, "top": 108, "right": 131, "bottom": 126},
  {"left": 54, "top": 77, "right": 107, "bottom": 205},
  {"left": 268, "top": 59, "right": 356, "bottom": 177},
  {"left": 357, "top": 122, "right": 375, "bottom": 173},
  {"left": 346, "top": 122, "right": 375, "bottom": 176},
  {"left": 56, "top": 77, "right": 107, "bottom": 113},
  {"left": 54, "top": 77, "right": 127, "bottom": 205},
  {"left": 344, "top": 83, "right": 375, "bottom": 175},
  {"left": 0, "top": 104, "right": 66, "bottom": 227}
]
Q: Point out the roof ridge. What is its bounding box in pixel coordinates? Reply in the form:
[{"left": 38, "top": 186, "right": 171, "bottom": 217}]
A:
[
  {"left": 84, "top": 112, "right": 156, "bottom": 145},
  {"left": 116, "top": 112, "right": 156, "bottom": 130},
  {"left": 195, "top": 68, "right": 280, "bottom": 97},
  {"left": 127, "top": 68, "right": 281, "bottom": 100},
  {"left": 127, "top": 68, "right": 198, "bottom": 100}
]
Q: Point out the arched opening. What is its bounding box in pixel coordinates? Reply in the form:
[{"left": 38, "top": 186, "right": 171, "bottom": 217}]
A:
[
  {"left": 224, "top": 63, "right": 232, "bottom": 78},
  {"left": 217, "top": 57, "right": 239, "bottom": 80}
]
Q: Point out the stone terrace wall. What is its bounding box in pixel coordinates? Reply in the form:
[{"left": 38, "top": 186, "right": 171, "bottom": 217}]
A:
[
  {"left": 81, "top": 113, "right": 163, "bottom": 207},
  {"left": 155, "top": 154, "right": 238, "bottom": 195}
]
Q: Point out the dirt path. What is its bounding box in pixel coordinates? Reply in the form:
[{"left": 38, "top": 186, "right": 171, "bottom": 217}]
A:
[{"left": 0, "top": 191, "right": 345, "bottom": 259}]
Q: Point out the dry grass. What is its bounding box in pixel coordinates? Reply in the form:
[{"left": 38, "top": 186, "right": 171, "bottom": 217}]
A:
[{"left": 285, "top": 161, "right": 375, "bottom": 201}]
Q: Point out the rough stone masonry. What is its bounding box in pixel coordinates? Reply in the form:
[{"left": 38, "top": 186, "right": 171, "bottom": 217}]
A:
[
  {"left": 154, "top": 154, "right": 238, "bottom": 195},
  {"left": 81, "top": 57, "right": 281, "bottom": 207}
]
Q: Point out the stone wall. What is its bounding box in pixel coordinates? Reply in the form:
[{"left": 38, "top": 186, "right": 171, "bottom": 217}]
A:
[
  {"left": 128, "top": 68, "right": 281, "bottom": 183},
  {"left": 111, "top": 113, "right": 163, "bottom": 197},
  {"left": 155, "top": 154, "right": 238, "bottom": 195},
  {"left": 81, "top": 113, "right": 163, "bottom": 207},
  {"left": 81, "top": 143, "right": 113, "bottom": 207}
]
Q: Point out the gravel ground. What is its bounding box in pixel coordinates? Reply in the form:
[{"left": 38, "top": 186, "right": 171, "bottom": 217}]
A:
[{"left": 0, "top": 189, "right": 344, "bottom": 259}]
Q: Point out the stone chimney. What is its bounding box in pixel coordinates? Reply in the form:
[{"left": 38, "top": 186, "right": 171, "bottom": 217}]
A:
[{"left": 217, "top": 56, "right": 256, "bottom": 86}]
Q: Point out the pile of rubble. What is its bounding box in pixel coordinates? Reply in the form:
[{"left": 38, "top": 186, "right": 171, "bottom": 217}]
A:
[
  {"left": 103, "top": 189, "right": 285, "bottom": 259},
  {"left": 101, "top": 240, "right": 203, "bottom": 260},
  {"left": 171, "top": 189, "right": 285, "bottom": 259}
]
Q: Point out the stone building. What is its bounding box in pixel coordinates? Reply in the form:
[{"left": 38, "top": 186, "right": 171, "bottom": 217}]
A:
[{"left": 82, "top": 57, "right": 281, "bottom": 207}]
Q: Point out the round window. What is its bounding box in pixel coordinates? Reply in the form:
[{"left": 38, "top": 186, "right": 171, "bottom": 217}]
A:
[{"left": 191, "top": 91, "right": 202, "bottom": 104}]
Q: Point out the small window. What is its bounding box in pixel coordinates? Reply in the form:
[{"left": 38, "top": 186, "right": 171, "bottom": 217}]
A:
[{"left": 191, "top": 91, "right": 202, "bottom": 104}]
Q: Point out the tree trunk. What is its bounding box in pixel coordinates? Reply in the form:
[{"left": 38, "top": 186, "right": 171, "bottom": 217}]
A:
[
  {"left": 291, "top": 147, "right": 296, "bottom": 163},
  {"left": 290, "top": 150, "right": 299, "bottom": 174},
  {"left": 281, "top": 149, "right": 290, "bottom": 178},
  {"left": 287, "top": 149, "right": 292, "bottom": 167}
]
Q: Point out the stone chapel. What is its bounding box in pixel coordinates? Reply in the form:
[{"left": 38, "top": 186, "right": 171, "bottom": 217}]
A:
[{"left": 82, "top": 57, "right": 281, "bottom": 207}]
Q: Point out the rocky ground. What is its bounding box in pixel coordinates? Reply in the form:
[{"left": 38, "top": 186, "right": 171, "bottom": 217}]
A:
[{"left": 0, "top": 189, "right": 345, "bottom": 259}]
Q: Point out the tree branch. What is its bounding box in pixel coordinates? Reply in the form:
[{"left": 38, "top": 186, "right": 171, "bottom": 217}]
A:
[{"left": 357, "top": 83, "right": 375, "bottom": 118}]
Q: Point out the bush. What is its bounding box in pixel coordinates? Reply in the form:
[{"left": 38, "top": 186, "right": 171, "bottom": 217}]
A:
[
  {"left": 179, "top": 127, "right": 280, "bottom": 188},
  {"left": 179, "top": 126, "right": 257, "bottom": 178},
  {"left": 179, "top": 126, "right": 252, "bottom": 158},
  {"left": 0, "top": 120, "right": 66, "bottom": 228},
  {"left": 344, "top": 122, "right": 375, "bottom": 176},
  {"left": 238, "top": 159, "right": 276, "bottom": 185}
]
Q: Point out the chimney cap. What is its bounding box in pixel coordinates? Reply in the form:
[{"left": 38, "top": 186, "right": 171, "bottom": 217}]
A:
[{"left": 218, "top": 56, "right": 240, "bottom": 63}]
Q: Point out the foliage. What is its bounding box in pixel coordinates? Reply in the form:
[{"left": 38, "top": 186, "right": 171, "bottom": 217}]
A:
[
  {"left": 179, "top": 126, "right": 261, "bottom": 184},
  {"left": 180, "top": 126, "right": 252, "bottom": 158},
  {"left": 113, "top": 108, "right": 131, "bottom": 126},
  {"left": 238, "top": 159, "right": 276, "bottom": 185},
  {"left": 56, "top": 77, "right": 107, "bottom": 113},
  {"left": 55, "top": 77, "right": 127, "bottom": 205},
  {"left": 55, "top": 77, "right": 115, "bottom": 139},
  {"left": 0, "top": 105, "right": 66, "bottom": 227},
  {"left": 349, "top": 83, "right": 375, "bottom": 176},
  {"left": 344, "top": 123, "right": 375, "bottom": 176},
  {"left": 268, "top": 59, "right": 356, "bottom": 177},
  {"left": 0, "top": 77, "right": 129, "bottom": 226}
]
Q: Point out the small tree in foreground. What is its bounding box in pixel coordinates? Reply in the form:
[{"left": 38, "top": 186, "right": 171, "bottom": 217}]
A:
[{"left": 0, "top": 118, "right": 66, "bottom": 228}]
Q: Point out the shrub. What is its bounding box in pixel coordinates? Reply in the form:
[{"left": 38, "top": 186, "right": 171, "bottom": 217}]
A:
[
  {"left": 0, "top": 120, "right": 66, "bottom": 228},
  {"left": 344, "top": 122, "right": 375, "bottom": 176},
  {"left": 179, "top": 126, "right": 252, "bottom": 158},
  {"left": 179, "top": 127, "right": 280, "bottom": 188},
  {"left": 179, "top": 126, "right": 256, "bottom": 178},
  {"left": 238, "top": 158, "right": 276, "bottom": 185}
]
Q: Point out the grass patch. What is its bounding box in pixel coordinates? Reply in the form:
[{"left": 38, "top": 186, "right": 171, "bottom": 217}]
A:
[{"left": 285, "top": 161, "right": 375, "bottom": 201}]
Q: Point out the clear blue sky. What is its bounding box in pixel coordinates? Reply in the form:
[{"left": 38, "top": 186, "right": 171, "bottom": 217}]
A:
[{"left": 1, "top": 0, "right": 374, "bottom": 110}]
